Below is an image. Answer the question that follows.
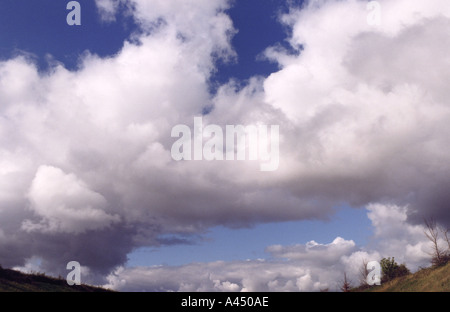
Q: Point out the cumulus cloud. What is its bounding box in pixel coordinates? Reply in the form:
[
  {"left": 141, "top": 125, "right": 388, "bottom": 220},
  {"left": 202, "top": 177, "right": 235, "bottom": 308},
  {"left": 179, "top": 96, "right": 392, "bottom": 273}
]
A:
[
  {"left": 22, "top": 166, "right": 120, "bottom": 234},
  {"left": 0, "top": 0, "right": 237, "bottom": 277},
  {"left": 1, "top": 0, "right": 449, "bottom": 284},
  {"left": 103, "top": 239, "right": 357, "bottom": 292},
  {"left": 104, "top": 261, "right": 327, "bottom": 292},
  {"left": 367, "top": 203, "right": 433, "bottom": 268}
]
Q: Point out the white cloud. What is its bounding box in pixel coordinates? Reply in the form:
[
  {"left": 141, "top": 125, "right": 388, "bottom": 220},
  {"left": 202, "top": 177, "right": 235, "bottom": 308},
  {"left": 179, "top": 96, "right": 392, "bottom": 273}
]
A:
[
  {"left": 367, "top": 203, "right": 434, "bottom": 268},
  {"left": 104, "top": 260, "right": 332, "bottom": 292},
  {"left": 22, "top": 166, "right": 120, "bottom": 234},
  {"left": 103, "top": 236, "right": 364, "bottom": 292},
  {"left": 266, "top": 237, "right": 356, "bottom": 265},
  {"left": 95, "top": 0, "right": 122, "bottom": 22},
  {"left": 95, "top": 0, "right": 236, "bottom": 73}
]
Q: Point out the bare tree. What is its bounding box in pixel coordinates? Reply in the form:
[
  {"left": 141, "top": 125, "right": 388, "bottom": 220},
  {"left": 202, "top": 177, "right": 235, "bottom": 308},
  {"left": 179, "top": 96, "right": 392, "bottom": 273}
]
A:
[
  {"left": 441, "top": 226, "right": 450, "bottom": 252},
  {"left": 424, "top": 218, "right": 446, "bottom": 266},
  {"left": 358, "top": 258, "right": 369, "bottom": 288},
  {"left": 439, "top": 226, "right": 450, "bottom": 265},
  {"left": 340, "top": 272, "right": 352, "bottom": 292}
]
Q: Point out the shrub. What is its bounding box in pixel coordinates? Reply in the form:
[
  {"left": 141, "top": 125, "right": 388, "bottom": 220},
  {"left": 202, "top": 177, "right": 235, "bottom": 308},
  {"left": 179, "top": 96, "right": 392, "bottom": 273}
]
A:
[
  {"left": 380, "top": 257, "right": 410, "bottom": 282},
  {"left": 395, "top": 263, "right": 410, "bottom": 278},
  {"left": 432, "top": 253, "right": 450, "bottom": 267}
]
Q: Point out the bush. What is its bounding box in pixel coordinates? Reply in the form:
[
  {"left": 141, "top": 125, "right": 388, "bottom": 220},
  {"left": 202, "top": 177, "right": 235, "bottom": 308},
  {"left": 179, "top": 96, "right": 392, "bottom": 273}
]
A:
[
  {"left": 395, "top": 263, "right": 410, "bottom": 277},
  {"left": 380, "top": 257, "right": 410, "bottom": 282},
  {"left": 432, "top": 253, "right": 450, "bottom": 267}
]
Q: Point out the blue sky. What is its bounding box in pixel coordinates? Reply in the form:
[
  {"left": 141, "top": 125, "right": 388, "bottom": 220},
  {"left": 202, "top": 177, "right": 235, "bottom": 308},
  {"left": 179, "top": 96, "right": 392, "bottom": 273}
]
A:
[
  {"left": 1, "top": 0, "right": 448, "bottom": 291},
  {"left": 213, "top": 0, "right": 290, "bottom": 83},
  {"left": 0, "top": 0, "right": 135, "bottom": 70},
  {"left": 128, "top": 207, "right": 372, "bottom": 266}
]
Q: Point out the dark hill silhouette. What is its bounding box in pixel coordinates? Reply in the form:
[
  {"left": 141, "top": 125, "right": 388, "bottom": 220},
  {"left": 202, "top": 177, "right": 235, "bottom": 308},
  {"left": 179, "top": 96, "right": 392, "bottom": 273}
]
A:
[{"left": 0, "top": 265, "right": 113, "bottom": 292}]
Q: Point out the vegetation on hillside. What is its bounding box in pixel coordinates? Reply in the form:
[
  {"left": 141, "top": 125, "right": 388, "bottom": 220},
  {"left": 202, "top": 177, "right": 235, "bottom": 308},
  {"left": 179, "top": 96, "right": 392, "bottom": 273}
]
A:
[
  {"left": 348, "top": 218, "right": 450, "bottom": 292},
  {"left": 0, "top": 265, "right": 112, "bottom": 292},
  {"left": 362, "top": 261, "right": 450, "bottom": 292},
  {"left": 312, "top": 255, "right": 448, "bottom": 292}
]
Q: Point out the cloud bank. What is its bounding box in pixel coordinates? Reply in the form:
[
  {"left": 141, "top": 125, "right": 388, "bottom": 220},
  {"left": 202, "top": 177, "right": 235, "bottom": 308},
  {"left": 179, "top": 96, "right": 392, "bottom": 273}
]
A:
[
  {"left": 1, "top": 0, "right": 450, "bottom": 286},
  {"left": 103, "top": 204, "right": 432, "bottom": 292}
]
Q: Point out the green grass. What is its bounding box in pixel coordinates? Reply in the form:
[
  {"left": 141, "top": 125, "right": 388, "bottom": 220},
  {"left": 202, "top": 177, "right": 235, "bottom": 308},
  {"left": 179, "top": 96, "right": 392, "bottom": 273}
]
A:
[
  {"left": 0, "top": 265, "right": 113, "bottom": 292},
  {"left": 355, "top": 262, "right": 450, "bottom": 292}
]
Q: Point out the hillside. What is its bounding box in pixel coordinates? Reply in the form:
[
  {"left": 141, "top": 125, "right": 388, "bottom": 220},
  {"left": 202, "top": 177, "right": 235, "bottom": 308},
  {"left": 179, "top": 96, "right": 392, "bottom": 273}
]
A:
[
  {"left": 360, "top": 262, "right": 450, "bottom": 292},
  {"left": 0, "top": 266, "right": 113, "bottom": 292}
]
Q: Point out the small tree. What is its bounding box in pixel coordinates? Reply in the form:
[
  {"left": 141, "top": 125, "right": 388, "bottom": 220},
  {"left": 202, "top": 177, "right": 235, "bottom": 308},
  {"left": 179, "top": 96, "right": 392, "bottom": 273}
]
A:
[
  {"left": 443, "top": 227, "right": 450, "bottom": 251},
  {"left": 358, "top": 258, "right": 370, "bottom": 288},
  {"left": 440, "top": 226, "right": 450, "bottom": 264},
  {"left": 439, "top": 226, "right": 450, "bottom": 255},
  {"left": 424, "top": 218, "right": 449, "bottom": 266},
  {"left": 380, "top": 257, "right": 397, "bottom": 282},
  {"left": 340, "top": 272, "right": 352, "bottom": 292},
  {"left": 380, "top": 257, "right": 409, "bottom": 282}
]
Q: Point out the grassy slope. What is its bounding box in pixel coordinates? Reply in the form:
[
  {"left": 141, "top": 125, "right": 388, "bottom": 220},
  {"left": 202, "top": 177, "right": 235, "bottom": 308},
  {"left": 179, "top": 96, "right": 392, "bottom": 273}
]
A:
[
  {"left": 361, "top": 262, "right": 450, "bottom": 292},
  {"left": 0, "top": 266, "right": 113, "bottom": 292}
]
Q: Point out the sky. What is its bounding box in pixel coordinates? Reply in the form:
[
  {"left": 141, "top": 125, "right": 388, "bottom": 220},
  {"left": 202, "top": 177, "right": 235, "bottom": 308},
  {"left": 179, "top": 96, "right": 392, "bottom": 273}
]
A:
[{"left": 0, "top": 0, "right": 450, "bottom": 292}]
